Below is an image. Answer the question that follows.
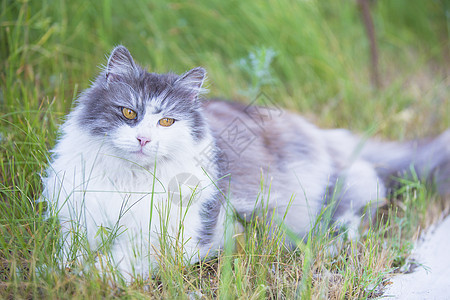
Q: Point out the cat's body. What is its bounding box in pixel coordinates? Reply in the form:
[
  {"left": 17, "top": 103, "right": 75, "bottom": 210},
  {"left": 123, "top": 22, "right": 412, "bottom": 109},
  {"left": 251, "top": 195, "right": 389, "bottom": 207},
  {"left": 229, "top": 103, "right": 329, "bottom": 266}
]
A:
[{"left": 41, "top": 46, "right": 450, "bottom": 281}]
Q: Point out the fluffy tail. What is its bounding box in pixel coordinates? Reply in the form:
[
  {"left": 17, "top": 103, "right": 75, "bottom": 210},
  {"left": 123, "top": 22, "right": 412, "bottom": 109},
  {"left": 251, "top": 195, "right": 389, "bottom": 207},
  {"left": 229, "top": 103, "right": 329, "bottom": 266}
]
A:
[{"left": 361, "top": 130, "right": 450, "bottom": 196}]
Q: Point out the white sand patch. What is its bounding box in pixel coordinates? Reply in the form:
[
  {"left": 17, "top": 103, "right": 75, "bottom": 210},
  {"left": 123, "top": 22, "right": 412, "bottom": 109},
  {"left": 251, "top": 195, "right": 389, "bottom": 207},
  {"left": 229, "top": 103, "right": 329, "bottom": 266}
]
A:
[{"left": 384, "top": 215, "right": 450, "bottom": 299}]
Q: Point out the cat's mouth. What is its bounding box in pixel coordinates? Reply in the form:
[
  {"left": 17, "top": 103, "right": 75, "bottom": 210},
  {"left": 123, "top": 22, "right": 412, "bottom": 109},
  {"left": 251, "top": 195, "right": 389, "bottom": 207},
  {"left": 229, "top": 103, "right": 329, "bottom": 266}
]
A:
[
  {"left": 132, "top": 149, "right": 148, "bottom": 156},
  {"left": 130, "top": 145, "right": 158, "bottom": 159},
  {"left": 118, "top": 142, "right": 160, "bottom": 161}
]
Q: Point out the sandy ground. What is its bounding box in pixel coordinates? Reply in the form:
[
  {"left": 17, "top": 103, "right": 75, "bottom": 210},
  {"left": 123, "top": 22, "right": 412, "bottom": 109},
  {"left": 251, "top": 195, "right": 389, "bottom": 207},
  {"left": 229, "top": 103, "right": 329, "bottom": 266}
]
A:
[{"left": 383, "top": 215, "right": 450, "bottom": 299}]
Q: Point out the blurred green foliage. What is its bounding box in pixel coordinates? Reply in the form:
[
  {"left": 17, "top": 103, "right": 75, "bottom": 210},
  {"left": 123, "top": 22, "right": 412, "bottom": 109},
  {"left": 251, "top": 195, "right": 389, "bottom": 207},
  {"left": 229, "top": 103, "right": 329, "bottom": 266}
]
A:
[{"left": 0, "top": 0, "right": 448, "bottom": 298}]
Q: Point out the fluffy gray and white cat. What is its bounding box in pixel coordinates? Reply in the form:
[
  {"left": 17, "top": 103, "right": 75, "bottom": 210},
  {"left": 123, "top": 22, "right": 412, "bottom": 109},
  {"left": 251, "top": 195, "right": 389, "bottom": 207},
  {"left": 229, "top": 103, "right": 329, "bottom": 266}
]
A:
[{"left": 41, "top": 45, "right": 450, "bottom": 281}]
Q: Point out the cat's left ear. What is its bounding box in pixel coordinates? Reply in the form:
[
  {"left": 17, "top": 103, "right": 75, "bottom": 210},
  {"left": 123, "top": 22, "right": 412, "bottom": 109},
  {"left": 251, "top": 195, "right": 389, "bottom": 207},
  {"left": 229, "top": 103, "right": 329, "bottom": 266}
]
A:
[
  {"left": 105, "top": 45, "right": 138, "bottom": 83},
  {"left": 175, "top": 67, "right": 207, "bottom": 101}
]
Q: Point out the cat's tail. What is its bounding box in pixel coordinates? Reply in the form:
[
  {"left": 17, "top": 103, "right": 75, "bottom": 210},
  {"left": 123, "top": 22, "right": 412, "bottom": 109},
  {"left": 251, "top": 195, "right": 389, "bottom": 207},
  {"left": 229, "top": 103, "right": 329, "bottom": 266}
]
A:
[{"left": 361, "top": 129, "right": 450, "bottom": 196}]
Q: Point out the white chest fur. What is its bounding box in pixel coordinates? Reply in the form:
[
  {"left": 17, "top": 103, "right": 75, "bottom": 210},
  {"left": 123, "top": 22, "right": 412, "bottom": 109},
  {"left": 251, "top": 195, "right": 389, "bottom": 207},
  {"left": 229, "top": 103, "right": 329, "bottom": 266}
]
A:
[{"left": 42, "top": 123, "right": 222, "bottom": 279}]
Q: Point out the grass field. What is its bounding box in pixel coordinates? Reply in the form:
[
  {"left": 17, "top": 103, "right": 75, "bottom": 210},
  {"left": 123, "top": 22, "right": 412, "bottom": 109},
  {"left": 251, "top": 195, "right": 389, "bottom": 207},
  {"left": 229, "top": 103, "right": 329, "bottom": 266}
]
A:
[{"left": 1, "top": 0, "right": 449, "bottom": 298}]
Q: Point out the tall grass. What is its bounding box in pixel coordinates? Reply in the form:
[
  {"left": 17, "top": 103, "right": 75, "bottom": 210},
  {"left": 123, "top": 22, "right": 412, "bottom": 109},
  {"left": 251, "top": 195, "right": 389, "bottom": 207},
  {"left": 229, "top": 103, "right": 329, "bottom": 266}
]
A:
[{"left": 1, "top": 0, "right": 449, "bottom": 298}]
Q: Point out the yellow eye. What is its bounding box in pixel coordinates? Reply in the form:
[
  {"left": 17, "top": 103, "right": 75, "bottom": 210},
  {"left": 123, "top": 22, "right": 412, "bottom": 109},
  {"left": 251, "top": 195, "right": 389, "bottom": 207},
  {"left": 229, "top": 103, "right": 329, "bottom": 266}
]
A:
[
  {"left": 159, "top": 118, "right": 175, "bottom": 127},
  {"left": 122, "top": 107, "right": 137, "bottom": 120}
]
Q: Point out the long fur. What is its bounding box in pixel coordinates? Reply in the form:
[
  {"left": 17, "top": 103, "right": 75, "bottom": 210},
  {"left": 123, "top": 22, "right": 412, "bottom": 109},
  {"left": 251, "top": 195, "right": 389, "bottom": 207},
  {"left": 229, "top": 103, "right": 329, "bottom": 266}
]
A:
[{"left": 41, "top": 45, "right": 450, "bottom": 281}]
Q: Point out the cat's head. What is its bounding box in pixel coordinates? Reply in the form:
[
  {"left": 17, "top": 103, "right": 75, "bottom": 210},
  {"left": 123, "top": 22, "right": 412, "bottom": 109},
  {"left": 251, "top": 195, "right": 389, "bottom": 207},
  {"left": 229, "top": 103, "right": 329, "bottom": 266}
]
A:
[{"left": 74, "top": 45, "right": 208, "bottom": 165}]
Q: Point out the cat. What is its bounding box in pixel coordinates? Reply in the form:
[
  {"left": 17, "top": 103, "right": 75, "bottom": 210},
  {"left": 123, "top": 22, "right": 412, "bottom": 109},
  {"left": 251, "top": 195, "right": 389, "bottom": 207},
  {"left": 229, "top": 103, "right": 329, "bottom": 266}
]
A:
[{"left": 41, "top": 45, "right": 450, "bottom": 282}]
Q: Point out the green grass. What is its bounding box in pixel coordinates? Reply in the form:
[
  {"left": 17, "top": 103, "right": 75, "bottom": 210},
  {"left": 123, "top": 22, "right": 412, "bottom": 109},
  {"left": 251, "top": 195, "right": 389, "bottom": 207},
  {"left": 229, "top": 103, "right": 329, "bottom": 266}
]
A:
[{"left": 1, "top": 0, "right": 449, "bottom": 298}]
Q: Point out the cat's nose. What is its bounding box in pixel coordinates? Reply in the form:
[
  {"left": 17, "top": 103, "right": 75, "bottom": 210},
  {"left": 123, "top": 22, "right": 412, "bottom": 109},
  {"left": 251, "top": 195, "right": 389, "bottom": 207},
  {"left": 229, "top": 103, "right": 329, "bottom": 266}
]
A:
[{"left": 137, "top": 136, "right": 151, "bottom": 147}]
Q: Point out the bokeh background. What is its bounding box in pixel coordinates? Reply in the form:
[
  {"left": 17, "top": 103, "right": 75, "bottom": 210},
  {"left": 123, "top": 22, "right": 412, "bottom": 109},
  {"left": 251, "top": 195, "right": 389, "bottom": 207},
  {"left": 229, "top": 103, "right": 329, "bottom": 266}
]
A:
[
  {"left": 1, "top": 0, "right": 449, "bottom": 298},
  {"left": 2, "top": 1, "right": 449, "bottom": 136}
]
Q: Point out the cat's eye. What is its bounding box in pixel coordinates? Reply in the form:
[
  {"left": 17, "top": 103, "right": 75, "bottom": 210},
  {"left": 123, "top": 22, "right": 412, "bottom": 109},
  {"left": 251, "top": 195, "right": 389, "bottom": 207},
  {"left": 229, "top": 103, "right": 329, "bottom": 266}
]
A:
[
  {"left": 122, "top": 107, "right": 137, "bottom": 120},
  {"left": 159, "top": 118, "right": 175, "bottom": 127}
]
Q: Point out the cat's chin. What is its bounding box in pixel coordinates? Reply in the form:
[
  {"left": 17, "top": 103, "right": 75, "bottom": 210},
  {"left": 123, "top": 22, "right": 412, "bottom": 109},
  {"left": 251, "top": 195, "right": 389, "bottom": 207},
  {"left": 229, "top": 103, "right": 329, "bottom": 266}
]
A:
[
  {"left": 130, "top": 150, "right": 153, "bottom": 160},
  {"left": 111, "top": 145, "right": 164, "bottom": 167},
  {"left": 127, "top": 149, "right": 165, "bottom": 166}
]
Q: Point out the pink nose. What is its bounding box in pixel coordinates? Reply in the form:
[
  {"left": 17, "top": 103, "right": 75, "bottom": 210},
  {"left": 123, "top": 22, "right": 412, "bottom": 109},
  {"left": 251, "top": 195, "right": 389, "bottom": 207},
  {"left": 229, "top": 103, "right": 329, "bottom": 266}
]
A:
[{"left": 137, "top": 136, "right": 151, "bottom": 147}]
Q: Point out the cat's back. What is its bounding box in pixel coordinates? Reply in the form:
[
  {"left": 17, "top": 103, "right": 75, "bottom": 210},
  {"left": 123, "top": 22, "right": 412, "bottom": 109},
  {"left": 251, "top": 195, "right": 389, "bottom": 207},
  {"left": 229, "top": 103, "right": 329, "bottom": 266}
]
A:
[
  {"left": 202, "top": 99, "right": 326, "bottom": 164},
  {"left": 202, "top": 100, "right": 333, "bottom": 211},
  {"left": 202, "top": 100, "right": 334, "bottom": 232}
]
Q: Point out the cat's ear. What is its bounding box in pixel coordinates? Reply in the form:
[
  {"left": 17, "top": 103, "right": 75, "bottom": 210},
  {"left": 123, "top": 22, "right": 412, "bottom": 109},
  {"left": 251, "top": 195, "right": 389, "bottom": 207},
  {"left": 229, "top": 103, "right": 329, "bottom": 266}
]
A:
[
  {"left": 175, "top": 67, "right": 207, "bottom": 100},
  {"left": 105, "top": 45, "right": 138, "bottom": 83}
]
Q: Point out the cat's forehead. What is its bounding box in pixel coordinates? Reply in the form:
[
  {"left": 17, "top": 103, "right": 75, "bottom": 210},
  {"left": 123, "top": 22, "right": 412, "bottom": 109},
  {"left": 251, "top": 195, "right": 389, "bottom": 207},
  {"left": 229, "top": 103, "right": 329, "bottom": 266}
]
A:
[
  {"left": 133, "top": 72, "right": 175, "bottom": 98},
  {"left": 143, "top": 72, "right": 178, "bottom": 88},
  {"left": 122, "top": 72, "right": 177, "bottom": 108},
  {"left": 146, "top": 102, "right": 163, "bottom": 114},
  {"left": 98, "top": 69, "right": 197, "bottom": 117},
  {"left": 138, "top": 72, "right": 195, "bottom": 113}
]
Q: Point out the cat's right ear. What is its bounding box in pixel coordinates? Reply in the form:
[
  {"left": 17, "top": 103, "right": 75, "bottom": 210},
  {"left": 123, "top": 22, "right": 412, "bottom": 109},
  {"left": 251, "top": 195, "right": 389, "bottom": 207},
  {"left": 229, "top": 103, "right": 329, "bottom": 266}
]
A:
[{"left": 105, "top": 45, "right": 137, "bottom": 83}]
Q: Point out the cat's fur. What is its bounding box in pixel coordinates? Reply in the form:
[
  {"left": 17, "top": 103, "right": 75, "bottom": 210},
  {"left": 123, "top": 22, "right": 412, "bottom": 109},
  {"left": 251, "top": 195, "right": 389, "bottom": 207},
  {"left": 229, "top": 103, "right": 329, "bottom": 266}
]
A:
[{"left": 41, "top": 46, "right": 450, "bottom": 281}]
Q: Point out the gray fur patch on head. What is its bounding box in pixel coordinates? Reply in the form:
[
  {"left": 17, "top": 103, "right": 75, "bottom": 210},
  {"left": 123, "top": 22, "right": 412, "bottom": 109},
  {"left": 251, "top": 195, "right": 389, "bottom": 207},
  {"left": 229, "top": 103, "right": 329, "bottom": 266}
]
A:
[{"left": 74, "top": 46, "right": 208, "bottom": 142}]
